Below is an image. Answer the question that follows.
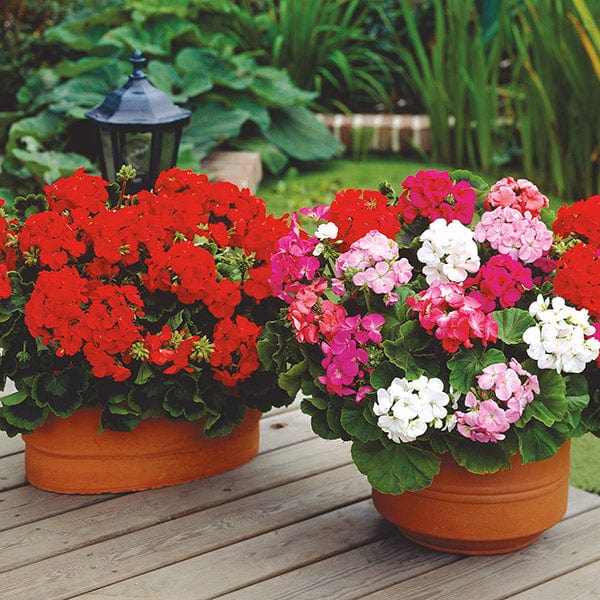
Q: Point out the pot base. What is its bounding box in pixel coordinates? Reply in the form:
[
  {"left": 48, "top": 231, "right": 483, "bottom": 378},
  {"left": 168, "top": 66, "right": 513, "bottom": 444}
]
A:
[
  {"left": 23, "top": 408, "right": 261, "bottom": 494},
  {"left": 372, "top": 441, "right": 570, "bottom": 555}
]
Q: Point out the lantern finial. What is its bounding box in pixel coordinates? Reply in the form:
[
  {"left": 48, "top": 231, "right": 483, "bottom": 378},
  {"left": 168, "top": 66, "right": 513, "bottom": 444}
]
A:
[{"left": 129, "top": 50, "right": 148, "bottom": 81}]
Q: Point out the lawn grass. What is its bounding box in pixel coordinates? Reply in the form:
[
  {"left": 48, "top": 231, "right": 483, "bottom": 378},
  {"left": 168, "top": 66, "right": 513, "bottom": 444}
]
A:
[
  {"left": 258, "top": 156, "right": 600, "bottom": 495},
  {"left": 257, "top": 156, "right": 450, "bottom": 216}
]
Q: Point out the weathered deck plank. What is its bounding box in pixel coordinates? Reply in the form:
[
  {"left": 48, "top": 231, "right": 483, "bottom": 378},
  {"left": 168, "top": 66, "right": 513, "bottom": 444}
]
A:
[{"left": 0, "top": 404, "right": 598, "bottom": 600}]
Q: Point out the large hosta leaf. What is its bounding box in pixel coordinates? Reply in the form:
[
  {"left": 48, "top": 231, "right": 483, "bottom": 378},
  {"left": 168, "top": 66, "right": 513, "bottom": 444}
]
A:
[
  {"left": 183, "top": 101, "right": 249, "bottom": 152},
  {"left": 250, "top": 67, "right": 316, "bottom": 107},
  {"left": 264, "top": 106, "right": 342, "bottom": 161},
  {"left": 231, "top": 137, "right": 287, "bottom": 174},
  {"left": 351, "top": 441, "right": 440, "bottom": 494},
  {"left": 12, "top": 148, "right": 96, "bottom": 185}
]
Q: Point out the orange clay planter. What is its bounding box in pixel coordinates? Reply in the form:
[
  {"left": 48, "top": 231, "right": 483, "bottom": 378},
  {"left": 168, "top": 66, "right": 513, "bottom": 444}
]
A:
[
  {"left": 372, "top": 441, "right": 570, "bottom": 555},
  {"left": 23, "top": 407, "right": 261, "bottom": 494}
]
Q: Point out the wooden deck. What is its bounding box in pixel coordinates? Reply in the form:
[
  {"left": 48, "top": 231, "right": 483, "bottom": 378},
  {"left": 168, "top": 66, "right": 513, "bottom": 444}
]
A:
[{"left": 1, "top": 403, "right": 600, "bottom": 600}]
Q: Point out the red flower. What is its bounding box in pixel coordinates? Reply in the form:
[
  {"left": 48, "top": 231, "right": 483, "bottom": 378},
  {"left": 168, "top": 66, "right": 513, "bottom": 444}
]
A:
[
  {"left": 19, "top": 212, "right": 86, "bottom": 269},
  {"left": 328, "top": 189, "right": 401, "bottom": 249},
  {"left": 210, "top": 315, "right": 261, "bottom": 386},
  {"left": 0, "top": 265, "right": 12, "bottom": 299}
]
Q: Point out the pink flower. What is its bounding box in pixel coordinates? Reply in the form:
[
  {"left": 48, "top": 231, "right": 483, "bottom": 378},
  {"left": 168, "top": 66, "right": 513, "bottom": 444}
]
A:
[
  {"left": 474, "top": 207, "right": 552, "bottom": 264},
  {"left": 486, "top": 176, "right": 549, "bottom": 217},
  {"left": 408, "top": 281, "right": 498, "bottom": 352},
  {"left": 465, "top": 254, "right": 533, "bottom": 310}
]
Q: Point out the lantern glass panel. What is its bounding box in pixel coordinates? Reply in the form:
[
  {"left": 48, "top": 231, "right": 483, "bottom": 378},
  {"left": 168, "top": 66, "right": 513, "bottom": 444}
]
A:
[
  {"left": 122, "top": 132, "right": 152, "bottom": 176},
  {"left": 159, "top": 129, "right": 177, "bottom": 172},
  {"left": 100, "top": 128, "right": 117, "bottom": 182}
]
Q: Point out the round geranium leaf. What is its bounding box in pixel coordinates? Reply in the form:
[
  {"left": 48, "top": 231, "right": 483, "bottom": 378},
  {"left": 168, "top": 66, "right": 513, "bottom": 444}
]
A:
[{"left": 351, "top": 440, "right": 440, "bottom": 495}]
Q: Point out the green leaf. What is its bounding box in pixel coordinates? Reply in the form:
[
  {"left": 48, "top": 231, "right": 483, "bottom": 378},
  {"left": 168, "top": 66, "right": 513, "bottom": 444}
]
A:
[
  {"left": 162, "top": 382, "right": 206, "bottom": 421},
  {"left": 351, "top": 440, "right": 441, "bottom": 494},
  {"left": 301, "top": 395, "right": 329, "bottom": 411},
  {"left": 445, "top": 436, "right": 513, "bottom": 473},
  {"left": 277, "top": 360, "right": 307, "bottom": 399},
  {"left": 250, "top": 67, "right": 316, "bottom": 107},
  {"left": 204, "top": 401, "right": 245, "bottom": 438},
  {"left": 150, "top": 57, "right": 212, "bottom": 102},
  {"left": 99, "top": 409, "right": 140, "bottom": 433},
  {"left": 230, "top": 137, "right": 287, "bottom": 175},
  {"left": 135, "top": 363, "right": 154, "bottom": 386},
  {"left": 326, "top": 402, "right": 346, "bottom": 438},
  {"left": 264, "top": 106, "right": 342, "bottom": 161},
  {"left": 11, "top": 148, "right": 96, "bottom": 185},
  {"left": 1, "top": 402, "right": 48, "bottom": 433},
  {"left": 309, "top": 410, "right": 340, "bottom": 440},
  {"left": 523, "top": 367, "right": 567, "bottom": 427},
  {"left": 54, "top": 57, "right": 117, "bottom": 78},
  {"left": 227, "top": 94, "right": 271, "bottom": 132},
  {"left": 0, "top": 390, "right": 28, "bottom": 406},
  {"left": 369, "top": 361, "right": 399, "bottom": 391},
  {"left": 6, "top": 112, "right": 63, "bottom": 155},
  {"left": 493, "top": 308, "right": 536, "bottom": 345},
  {"left": 340, "top": 404, "right": 382, "bottom": 442},
  {"left": 183, "top": 101, "right": 249, "bottom": 154},
  {"left": 447, "top": 347, "right": 506, "bottom": 393},
  {"left": 177, "top": 48, "right": 254, "bottom": 91},
  {"left": 382, "top": 320, "right": 436, "bottom": 380},
  {"left": 517, "top": 420, "right": 569, "bottom": 463}
]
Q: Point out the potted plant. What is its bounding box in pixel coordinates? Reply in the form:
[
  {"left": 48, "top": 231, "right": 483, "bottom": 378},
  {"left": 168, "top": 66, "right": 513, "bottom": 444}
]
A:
[
  {"left": 259, "top": 169, "right": 600, "bottom": 555},
  {"left": 0, "top": 166, "right": 292, "bottom": 494}
]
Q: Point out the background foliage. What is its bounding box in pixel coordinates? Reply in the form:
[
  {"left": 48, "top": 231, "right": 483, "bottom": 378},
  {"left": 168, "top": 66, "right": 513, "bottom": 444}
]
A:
[
  {"left": 1, "top": 0, "right": 600, "bottom": 201},
  {"left": 0, "top": 0, "right": 341, "bottom": 197}
]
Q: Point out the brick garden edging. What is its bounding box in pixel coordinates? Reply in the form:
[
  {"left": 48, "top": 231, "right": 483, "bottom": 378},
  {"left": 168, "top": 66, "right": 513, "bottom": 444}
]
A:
[{"left": 316, "top": 113, "right": 431, "bottom": 154}]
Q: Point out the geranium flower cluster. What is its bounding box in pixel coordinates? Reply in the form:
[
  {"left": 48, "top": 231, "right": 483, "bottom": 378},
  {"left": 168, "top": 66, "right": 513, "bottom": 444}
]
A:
[
  {"left": 399, "top": 169, "right": 476, "bottom": 224},
  {"left": 1, "top": 167, "right": 288, "bottom": 386},
  {"left": 523, "top": 295, "right": 600, "bottom": 373},
  {"left": 417, "top": 219, "right": 480, "bottom": 284},
  {"left": 407, "top": 281, "right": 498, "bottom": 353},
  {"left": 474, "top": 206, "right": 553, "bottom": 264},
  {"left": 552, "top": 195, "right": 600, "bottom": 323},
  {"left": 455, "top": 359, "right": 539, "bottom": 442},
  {"left": 485, "top": 176, "right": 549, "bottom": 217},
  {"left": 334, "top": 230, "right": 413, "bottom": 305},
  {"left": 373, "top": 375, "right": 454, "bottom": 443}
]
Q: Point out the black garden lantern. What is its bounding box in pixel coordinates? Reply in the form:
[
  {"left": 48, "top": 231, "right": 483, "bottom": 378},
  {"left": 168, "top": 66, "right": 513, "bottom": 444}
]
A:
[{"left": 85, "top": 50, "right": 191, "bottom": 193}]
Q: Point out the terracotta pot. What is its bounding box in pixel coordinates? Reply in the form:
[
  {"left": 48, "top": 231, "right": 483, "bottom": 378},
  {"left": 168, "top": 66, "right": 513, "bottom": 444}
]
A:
[
  {"left": 372, "top": 441, "right": 570, "bottom": 555},
  {"left": 23, "top": 408, "right": 261, "bottom": 494}
]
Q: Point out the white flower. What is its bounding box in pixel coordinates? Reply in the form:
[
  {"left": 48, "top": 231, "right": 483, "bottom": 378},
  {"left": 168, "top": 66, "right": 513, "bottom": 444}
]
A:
[
  {"left": 523, "top": 295, "right": 600, "bottom": 373},
  {"left": 417, "top": 219, "right": 480, "bottom": 284},
  {"left": 315, "top": 222, "right": 339, "bottom": 240},
  {"left": 373, "top": 375, "right": 452, "bottom": 443}
]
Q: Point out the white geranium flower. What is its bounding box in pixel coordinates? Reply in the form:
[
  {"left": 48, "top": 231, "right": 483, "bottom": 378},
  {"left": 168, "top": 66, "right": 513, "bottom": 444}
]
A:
[
  {"left": 373, "top": 375, "right": 452, "bottom": 443},
  {"left": 314, "top": 222, "right": 339, "bottom": 240},
  {"left": 524, "top": 295, "right": 600, "bottom": 373},
  {"left": 417, "top": 219, "right": 480, "bottom": 284}
]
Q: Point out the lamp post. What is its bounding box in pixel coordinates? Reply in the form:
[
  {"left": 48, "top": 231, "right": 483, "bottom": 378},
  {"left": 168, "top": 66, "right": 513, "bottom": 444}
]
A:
[{"left": 85, "top": 50, "right": 191, "bottom": 193}]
